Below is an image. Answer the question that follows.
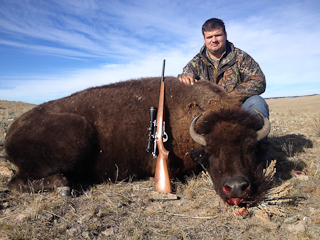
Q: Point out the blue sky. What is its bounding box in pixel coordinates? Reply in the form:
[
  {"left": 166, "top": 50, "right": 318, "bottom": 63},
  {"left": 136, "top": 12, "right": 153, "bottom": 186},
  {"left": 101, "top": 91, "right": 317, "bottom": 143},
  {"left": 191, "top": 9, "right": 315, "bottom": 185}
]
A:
[{"left": 1, "top": 0, "right": 320, "bottom": 104}]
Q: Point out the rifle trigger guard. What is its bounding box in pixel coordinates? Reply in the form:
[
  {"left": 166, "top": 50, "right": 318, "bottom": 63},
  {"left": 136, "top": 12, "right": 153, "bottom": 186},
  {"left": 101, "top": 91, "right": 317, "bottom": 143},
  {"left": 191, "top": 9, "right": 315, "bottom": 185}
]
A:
[{"left": 162, "top": 121, "right": 168, "bottom": 142}]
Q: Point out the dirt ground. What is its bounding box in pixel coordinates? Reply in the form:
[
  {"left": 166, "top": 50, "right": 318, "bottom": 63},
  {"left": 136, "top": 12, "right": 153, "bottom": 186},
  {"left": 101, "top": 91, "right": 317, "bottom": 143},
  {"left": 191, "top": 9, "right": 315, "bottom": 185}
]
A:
[{"left": 0, "top": 94, "right": 320, "bottom": 240}]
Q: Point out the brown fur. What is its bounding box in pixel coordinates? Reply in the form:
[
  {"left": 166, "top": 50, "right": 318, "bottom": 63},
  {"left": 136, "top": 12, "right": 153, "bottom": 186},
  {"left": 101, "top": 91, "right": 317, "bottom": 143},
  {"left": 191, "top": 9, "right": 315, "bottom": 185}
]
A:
[
  {"left": 196, "top": 107, "right": 267, "bottom": 202},
  {"left": 4, "top": 77, "right": 267, "bottom": 201}
]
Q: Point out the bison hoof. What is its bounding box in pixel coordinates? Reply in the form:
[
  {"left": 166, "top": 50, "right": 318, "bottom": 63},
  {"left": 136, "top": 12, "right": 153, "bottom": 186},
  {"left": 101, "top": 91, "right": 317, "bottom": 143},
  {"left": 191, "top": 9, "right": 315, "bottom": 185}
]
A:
[{"left": 57, "top": 186, "right": 71, "bottom": 197}]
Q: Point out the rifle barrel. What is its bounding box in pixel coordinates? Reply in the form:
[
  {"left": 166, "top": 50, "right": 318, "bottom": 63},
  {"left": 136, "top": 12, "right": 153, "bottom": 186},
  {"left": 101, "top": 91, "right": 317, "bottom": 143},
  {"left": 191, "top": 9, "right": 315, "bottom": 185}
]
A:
[{"left": 160, "top": 59, "right": 165, "bottom": 82}]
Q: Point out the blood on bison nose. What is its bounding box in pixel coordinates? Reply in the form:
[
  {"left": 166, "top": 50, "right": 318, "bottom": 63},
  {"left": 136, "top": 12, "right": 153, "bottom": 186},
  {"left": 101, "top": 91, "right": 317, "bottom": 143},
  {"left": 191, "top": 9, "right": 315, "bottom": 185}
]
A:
[{"left": 223, "top": 176, "right": 250, "bottom": 198}]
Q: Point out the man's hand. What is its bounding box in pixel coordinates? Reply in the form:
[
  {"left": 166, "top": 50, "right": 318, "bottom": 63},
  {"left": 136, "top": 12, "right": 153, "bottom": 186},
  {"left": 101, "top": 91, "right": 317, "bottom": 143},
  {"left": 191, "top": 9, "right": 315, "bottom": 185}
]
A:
[{"left": 178, "top": 76, "right": 197, "bottom": 85}]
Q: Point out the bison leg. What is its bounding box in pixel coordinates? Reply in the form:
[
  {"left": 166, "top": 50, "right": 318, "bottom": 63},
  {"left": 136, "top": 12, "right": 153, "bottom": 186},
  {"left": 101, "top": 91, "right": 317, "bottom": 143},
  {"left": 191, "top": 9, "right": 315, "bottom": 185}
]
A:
[
  {"left": 5, "top": 111, "right": 98, "bottom": 196},
  {"left": 8, "top": 172, "right": 71, "bottom": 196}
]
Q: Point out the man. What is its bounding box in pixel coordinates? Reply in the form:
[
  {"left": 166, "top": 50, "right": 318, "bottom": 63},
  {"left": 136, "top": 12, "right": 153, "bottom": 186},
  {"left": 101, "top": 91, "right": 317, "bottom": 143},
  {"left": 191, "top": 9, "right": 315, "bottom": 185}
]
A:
[{"left": 178, "top": 18, "right": 269, "bottom": 120}]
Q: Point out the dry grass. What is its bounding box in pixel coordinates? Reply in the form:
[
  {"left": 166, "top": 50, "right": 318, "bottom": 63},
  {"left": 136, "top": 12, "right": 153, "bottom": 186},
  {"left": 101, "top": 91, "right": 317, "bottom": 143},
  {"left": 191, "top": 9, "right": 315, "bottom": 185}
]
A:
[
  {"left": 311, "top": 118, "right": 320, "bottom": 137},
  {"left": 1, "top": 95, "right": 320, "bottom": 239}
]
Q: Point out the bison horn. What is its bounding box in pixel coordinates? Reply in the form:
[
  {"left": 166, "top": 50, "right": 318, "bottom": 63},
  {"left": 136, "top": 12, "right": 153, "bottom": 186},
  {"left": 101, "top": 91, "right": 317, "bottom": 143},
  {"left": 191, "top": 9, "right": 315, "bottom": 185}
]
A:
[
  {"left": 189, "top": 114, "right": 207, "bottom": 146},
  {"left": 190, "top": 110, "right": 270, "bottom": 145},
  {"left": 253, "top": 109, "right": 271, "bottom": 141}
]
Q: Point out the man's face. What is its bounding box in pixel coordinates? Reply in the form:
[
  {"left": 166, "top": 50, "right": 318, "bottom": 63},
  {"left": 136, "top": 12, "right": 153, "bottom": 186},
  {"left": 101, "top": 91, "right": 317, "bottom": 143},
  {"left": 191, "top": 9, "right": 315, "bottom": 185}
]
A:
[{"left": 204, "top": 27, "right": 227, "bottom": 59}]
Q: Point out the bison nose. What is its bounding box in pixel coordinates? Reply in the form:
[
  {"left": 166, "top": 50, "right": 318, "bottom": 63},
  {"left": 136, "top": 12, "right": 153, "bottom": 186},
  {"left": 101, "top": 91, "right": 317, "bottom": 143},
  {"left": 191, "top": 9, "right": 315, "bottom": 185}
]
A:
[{"left": 223, "top": 176, "right": 251, "bottom": 198}]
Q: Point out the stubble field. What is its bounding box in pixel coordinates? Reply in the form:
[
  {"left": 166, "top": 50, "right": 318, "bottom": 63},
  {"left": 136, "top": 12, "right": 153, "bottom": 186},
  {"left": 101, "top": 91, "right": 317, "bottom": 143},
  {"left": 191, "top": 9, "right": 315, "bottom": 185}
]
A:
[{"left": 0, "top": 94, "right": 320, "bottom": 239}]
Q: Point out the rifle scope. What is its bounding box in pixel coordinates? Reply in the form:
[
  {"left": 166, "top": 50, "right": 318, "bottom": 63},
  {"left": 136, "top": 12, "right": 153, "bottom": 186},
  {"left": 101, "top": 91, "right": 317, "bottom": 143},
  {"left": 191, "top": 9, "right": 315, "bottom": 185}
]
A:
[{"left": 146, "top": 106, "right": 157, "bottom": 153}]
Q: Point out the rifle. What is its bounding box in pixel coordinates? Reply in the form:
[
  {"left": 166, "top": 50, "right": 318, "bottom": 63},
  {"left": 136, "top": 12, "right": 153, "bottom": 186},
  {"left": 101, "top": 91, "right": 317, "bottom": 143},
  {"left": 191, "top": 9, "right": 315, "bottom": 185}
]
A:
[{"left": 146, "top": 59, "right": 171, "bottom": 193}]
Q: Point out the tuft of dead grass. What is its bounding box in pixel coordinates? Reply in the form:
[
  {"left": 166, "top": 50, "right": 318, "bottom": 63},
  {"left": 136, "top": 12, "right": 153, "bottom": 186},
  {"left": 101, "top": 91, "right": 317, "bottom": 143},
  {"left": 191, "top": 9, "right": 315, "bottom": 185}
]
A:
[{"left": 263, "top": 159, "right": 277, "bottom": 181}]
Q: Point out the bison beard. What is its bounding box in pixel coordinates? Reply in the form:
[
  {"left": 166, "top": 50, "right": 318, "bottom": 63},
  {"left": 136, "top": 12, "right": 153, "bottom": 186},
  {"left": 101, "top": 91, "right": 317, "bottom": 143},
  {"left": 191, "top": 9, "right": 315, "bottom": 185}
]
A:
[{"left": 4, "top": 77, "right": 269, "bottom": 206}]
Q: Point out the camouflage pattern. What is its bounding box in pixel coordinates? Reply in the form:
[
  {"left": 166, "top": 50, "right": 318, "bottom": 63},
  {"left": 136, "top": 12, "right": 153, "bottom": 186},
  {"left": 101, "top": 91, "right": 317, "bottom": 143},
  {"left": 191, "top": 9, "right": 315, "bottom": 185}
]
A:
[{"left": 178, "top": 41, "right": 266, "bottom": 102}]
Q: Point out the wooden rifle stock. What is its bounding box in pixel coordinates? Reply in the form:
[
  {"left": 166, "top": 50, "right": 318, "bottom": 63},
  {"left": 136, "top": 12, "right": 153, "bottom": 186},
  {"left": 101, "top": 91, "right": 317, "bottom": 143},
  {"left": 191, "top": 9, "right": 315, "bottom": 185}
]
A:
[{"left": 154, "top": 60, "right": 171, "bottom": 193}]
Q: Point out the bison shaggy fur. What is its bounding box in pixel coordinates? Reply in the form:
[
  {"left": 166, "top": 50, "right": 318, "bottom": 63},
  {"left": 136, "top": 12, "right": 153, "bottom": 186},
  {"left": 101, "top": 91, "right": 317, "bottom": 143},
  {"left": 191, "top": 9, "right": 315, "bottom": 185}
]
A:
[{"left": 4, "top": 77, "right": 269, "bottom": 204}]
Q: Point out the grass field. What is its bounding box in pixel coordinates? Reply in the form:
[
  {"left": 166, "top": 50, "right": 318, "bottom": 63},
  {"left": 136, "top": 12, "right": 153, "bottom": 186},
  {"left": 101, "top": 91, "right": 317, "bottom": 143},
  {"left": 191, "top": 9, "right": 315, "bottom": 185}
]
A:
[{"left": 0, "top": 95, "right": 319, "bottom": 240}]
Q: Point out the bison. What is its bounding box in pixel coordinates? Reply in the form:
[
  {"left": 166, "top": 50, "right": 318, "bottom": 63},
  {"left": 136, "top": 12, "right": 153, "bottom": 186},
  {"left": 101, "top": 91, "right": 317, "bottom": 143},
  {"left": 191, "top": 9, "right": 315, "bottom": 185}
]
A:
[{"left": 4, "top": 77, "right": 270, "bottom": 205}]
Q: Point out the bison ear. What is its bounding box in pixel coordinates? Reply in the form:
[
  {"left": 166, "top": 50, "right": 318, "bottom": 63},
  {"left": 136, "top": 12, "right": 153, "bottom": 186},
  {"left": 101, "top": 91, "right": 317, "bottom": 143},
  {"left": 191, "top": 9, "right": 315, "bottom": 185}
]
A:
[{"left": 190, "top": 147, "right": 210, "bottom": 167}]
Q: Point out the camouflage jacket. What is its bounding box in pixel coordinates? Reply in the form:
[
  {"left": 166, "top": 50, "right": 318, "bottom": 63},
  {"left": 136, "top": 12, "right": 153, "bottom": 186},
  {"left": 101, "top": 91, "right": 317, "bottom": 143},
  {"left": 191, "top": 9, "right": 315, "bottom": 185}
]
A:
[{"left": 178, "top": 41, "right": 266, "bottom": 102}]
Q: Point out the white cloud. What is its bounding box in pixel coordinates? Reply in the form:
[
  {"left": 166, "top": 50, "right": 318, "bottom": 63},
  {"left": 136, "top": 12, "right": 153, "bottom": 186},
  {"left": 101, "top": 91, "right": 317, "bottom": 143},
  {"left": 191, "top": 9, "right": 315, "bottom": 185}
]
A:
[
  {"left": 0, "top": 0, "right": 320, "bottom": 104},
  {"left": 0, "top": 48, "right": 196, "bottom": 104}
]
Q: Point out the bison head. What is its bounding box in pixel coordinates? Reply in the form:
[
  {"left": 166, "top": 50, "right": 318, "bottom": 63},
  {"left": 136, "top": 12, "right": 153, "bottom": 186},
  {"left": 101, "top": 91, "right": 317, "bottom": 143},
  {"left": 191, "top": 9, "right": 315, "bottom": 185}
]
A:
[{"left": 190, "top": 108, "right": 270, "bottom": 206}]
